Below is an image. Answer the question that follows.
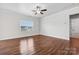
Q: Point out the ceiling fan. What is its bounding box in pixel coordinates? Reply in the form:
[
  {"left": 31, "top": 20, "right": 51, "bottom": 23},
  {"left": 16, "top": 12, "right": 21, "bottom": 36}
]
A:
[{"left": 32, "top": 5, "right": 47, "bottom": 15}]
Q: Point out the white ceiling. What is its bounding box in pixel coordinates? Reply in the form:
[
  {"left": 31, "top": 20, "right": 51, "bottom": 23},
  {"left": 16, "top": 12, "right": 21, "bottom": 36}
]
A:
[{"left": 0, "top": 3, "right": 79, "bottom": 18}]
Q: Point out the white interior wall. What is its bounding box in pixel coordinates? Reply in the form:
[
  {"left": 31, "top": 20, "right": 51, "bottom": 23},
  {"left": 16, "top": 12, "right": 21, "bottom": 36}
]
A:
[
  {"left": 0, "top": 9, "right": 40, "bottom": 40},
  {"left": 40, "top": 7, "right": 79, "bottom": 40}
]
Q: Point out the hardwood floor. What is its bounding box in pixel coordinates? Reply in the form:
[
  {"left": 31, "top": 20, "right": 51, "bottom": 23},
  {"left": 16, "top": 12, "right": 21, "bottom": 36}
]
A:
[
  {"left": 70, "top": 37, "right": 79, "bottom": 55},
  {"left": 0, "top": 35, "right": 69, "bottom": 55}
]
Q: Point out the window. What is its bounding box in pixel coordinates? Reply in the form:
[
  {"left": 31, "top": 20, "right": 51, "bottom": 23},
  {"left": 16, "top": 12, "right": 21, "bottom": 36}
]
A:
[{"left": 20, "top": 20, "right": 33, "bottom": 31}]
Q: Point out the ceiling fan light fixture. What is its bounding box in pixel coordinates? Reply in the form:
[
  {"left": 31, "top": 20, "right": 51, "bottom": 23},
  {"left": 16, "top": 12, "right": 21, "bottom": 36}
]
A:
[{"left": 32, "top": 4, "right": 47, "bottom": 15}]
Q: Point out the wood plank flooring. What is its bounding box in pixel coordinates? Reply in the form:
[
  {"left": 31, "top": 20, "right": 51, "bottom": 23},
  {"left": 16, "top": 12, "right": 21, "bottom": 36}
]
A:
[
  {"left": 70, "top": 37, "right": 79, "bottom": 55},
  {"left": 0, "top": 35, "right": 69, "bottom": 55}
]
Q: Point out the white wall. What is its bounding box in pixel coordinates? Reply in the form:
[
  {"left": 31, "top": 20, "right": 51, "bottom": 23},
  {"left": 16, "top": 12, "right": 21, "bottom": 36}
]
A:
[
  {"left": 40, "top": 7, "right": 79, "bottom": 40},
  {"left": 0, "top": 9, "right": 40, "bottom": 40}
]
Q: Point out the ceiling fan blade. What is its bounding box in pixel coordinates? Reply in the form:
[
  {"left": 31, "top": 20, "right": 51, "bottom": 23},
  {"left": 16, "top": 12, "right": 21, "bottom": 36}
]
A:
[
  {"left": 35, "top": 12, "right": 37, "bottom": 15},
  {"left": 41, "top": 9, "right": 47, "bottom": 11},
  {"left": 40, "top": 12, "right": 44, "bottom": 14}
]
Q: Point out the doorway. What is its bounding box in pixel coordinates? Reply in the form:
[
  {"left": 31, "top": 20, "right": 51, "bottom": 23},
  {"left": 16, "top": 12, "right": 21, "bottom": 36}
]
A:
[
  {"left": 70, "top": 14, "right": 79, "bottom": 38},
  {"left": 70, "top": 13, "right": 79, "bottom": 55}
]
